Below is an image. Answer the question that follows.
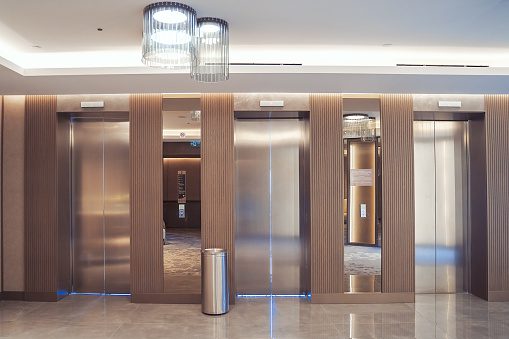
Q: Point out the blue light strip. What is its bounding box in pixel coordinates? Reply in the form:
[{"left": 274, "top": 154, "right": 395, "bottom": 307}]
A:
[{"left": 70, "top": 292, "right": 131, "bottom": 297}]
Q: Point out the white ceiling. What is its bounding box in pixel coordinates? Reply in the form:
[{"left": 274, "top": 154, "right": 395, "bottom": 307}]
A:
[
  {"left": 2, "top": 0, "right": 509, "bottom": 51},
  {"left": 1, "top": 0, "right": 509, "bottom": 92}
]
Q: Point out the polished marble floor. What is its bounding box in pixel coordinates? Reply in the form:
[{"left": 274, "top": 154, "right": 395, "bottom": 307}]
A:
[{"left": 0, "top": 293, "right": 508, "bottom": 338}]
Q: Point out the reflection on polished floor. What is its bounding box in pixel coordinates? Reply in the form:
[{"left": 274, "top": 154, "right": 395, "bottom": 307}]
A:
[
  {"left": 344, "top": 245, "right": 381, "bottom": 293},
  {"left": 163, "top": 228, "right": 201, "bottom": 293},
  {"left": 0, "top": 294, "right": 508, "bottom": 338}
]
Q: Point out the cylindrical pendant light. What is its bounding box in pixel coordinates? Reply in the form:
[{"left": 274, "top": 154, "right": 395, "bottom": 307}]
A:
[
  {"left": 142, "top": 2, "right": 196, "bottom": 69},
  {"left": 191, "top": 17, "right": 229, "bottom": 82}
]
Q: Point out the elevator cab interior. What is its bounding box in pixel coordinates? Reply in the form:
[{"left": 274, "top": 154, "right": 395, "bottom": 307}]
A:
[
  {"left": 342, "top": 97, "right": 383, "bottom": 293},
  {"left": 162, "top": 95, "right": 202, "bottom": 295}
]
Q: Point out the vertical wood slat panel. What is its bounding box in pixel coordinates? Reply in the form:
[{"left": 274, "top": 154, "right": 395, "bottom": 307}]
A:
[
  {"left": 130, "top": 94, "right": 164, "bottom": 294},
  {"left": 0, "top": 95, "right": 2, "bottom": 293},
  {"left": 25, "top": 95, "right": 58, "bottom": 297},
  {"left": 485, "top": 95, "right": 509, "bottom": 293},
  {"left": 310, "top": 93, "right": 343, "bottom": 294},
  {"left": 380, "top": 94, "right": 415, "bottom": 293},
  {"left": 200, "top": 93, "right": 235, "bottom": 296}
]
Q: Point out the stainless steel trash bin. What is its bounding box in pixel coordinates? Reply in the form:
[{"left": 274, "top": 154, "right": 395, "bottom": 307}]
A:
[{"left": 201, "top": 248, "right": 229, "bottom": 315}]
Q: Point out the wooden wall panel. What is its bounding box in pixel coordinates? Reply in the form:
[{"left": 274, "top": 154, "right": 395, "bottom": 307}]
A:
[
  {"left": 485, "top": 95, "right": 509, "bottom": 295},
  {"left": 200, "top": 93, "right": 235, "bottom": 297},
  {"left": 309, "top": 93, "right": 343, "bottom": 295},
  {"left": 130, "top": 94, "right": 164, "bottom": 295},
  {"left": 2, "top": 96, "right": 25, "bottom": 293},
  {"left": 380, "top": 94, "right": 415, "bottom": 293},
  {"left": 24, "top": 95, "right": 58, "bottom": 300},
  {"left": 0, "top": 95, "right": 2, "bottom": 293}
]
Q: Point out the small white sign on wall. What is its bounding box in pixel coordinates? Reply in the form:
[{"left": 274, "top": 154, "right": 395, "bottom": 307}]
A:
[{"left": 350, "top": 169, "right": 373, "bottom": 186}]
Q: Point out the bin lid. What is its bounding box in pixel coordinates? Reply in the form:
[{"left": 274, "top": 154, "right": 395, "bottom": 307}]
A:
[{"left": 202, "top": 248, "right": 227, "bottom": 256}]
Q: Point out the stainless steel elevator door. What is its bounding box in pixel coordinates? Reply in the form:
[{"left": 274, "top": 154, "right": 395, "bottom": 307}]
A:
[
  {"left": 414, "top": 120, "right": 468, "bottom": 294},
  {"left": 235, "top": 118, "right": 308, "bottom": 295},
  {"left": 71, "top": 118, "right": 130, "bottom": 294}
]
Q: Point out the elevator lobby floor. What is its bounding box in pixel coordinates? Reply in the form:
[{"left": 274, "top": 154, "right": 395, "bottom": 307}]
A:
[{"left": 0, "top": 294, "right": 507, "bottom": 338}]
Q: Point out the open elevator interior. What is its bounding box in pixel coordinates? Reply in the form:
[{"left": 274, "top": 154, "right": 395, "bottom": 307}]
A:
[{"left": 162, "top": 96, "right": 202, "bottom": 294}]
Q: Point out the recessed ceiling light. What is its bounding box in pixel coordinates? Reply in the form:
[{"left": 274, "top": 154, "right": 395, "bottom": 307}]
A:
[
  {"left": 382, "top": 43, "right": 392, "bottom": 47},
  {"left": 32, "top": 45, "right": 42, "bottom": 49}
]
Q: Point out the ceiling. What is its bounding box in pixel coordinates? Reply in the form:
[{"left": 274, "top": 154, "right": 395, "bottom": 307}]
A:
[
  {"left": 0, "top": 0, "right": 509, "bottom": 75},
  {"left": 1, "top": 0, "right": 509, "bottom": 93}
]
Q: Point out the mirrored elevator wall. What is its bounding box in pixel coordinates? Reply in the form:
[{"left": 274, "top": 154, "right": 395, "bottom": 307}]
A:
[
  {"left": 70, "top": 116, "right": 130, "bottom": 294},
  {"left": 414, "top": 120, "right": 470, "bottom": 294},
  {"left": 234, "top": 112, "right": 310, "bottom": 296}
]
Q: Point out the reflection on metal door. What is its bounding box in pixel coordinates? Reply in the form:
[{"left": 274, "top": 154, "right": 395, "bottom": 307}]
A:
[
  {"left": 414, "top": 120, "right": 468, "bottom": 293},
  {"left": 72, "top": 118, "right": 130, "bottom": 294},
  {"left": 235, "top": 116, "right": 309, "bottom": 296}
]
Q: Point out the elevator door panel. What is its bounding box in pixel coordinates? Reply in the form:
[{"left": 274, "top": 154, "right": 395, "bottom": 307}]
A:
[
  {"left": 414, "top": 120, "right": 467, "bottom": 294},
  {"left": 235, "top": 120, "right": 271, "bottom": 294},
  {"left": 72, "top": 118, "right": 130, "bottom": 294},
  {"left": 235, "top": 118, "right": 308, "bottom": 295},
  {"left": 103, "top": 121, "right": 130, "bottom": 293},
  {"left": 72, "top": 121, "right": 105, "bottom": 293}
]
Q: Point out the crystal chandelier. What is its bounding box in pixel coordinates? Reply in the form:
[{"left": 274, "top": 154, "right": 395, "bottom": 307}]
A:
[
  {"left": 142, "top": 2, "right": 196, "bottom": 69},
  {"left": 142, "top": 2, "right": 230, "bottom": 82},
  {"left": 191, "top": 17, "right": 229, "bottom": 82}
]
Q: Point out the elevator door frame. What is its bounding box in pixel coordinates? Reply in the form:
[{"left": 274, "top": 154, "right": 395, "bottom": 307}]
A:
[
  {"left": 234, "top": 111, "right": 310, "bottom": 297},
  {"left": 69, "top": 113, "right": 130, "bottom": 294},
  {"left": 413, "top": 112, "right": 474, "bottom": 294}
]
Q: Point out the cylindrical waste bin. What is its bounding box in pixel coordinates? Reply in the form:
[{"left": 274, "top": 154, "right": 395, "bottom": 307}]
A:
[{"left": 201, "top": 248, "right": 229, "bottom": 315}]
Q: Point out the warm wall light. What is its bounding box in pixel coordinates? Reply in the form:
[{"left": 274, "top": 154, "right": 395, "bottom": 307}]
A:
[{"left": 142, "top": 2, "right": 197, "bottom": 69}]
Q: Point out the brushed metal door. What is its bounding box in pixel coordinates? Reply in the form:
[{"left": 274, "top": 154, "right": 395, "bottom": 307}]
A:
[
  {"left": 72, "top": 118, "right": 130, "bottom": 294},
  {"left": 103, "top": 120, "right": 130, "bottom": 293},
  {"left": 414, "top": 120, "right": 467, "bottom": 294},
  {"left": 72, "top": 119, "right": 105, "bottom": 293},
  {"left": 234, "top": 120, "right": 271, "bottom": 295},
  {"left": 434, "top": 121, "right": 467, "bottom": 293},
  {"left": 235, "top": 118, "right": 308, "bottom": 295}
]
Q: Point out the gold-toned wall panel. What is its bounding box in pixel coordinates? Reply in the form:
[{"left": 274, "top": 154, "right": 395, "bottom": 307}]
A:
[
  {"left": 2, "top": 96, "right": 25, "bottom": 292},
  {"left": 129, "top": 94, "right": 164, "bottom": 294},
  {"left": 309, "top": 93, "right": 343, "bottom": 294},
  {"left": 24, "top": 95, "right": 58, "bottom": 298},
  {"left": 485, "top": 95, "right": 509, "bottom": 294},
  {"left": 201, "top": 93, "right": 235, "bottom": 297},
  {"left": 380, "top": 94, "right": 415, "bottom": 293}
]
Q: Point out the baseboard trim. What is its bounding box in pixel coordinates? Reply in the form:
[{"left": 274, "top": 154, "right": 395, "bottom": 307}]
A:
[
  {"left": 312, "top": 292, "right": 415, "bottom": 304},
  {"left": 1, "top": 291, "right": 25, "bottom": 300},
  {"left": 24, "top": 292, "right": 58, "bottom": 302},
  {"left": 488, "top": 291, "right": 509, "bottom": 302},
  {"left": 132, "top": 293, "right": 201, "bottom": 304}
]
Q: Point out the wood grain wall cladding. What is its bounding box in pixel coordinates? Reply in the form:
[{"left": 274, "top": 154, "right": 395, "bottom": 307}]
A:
[
  {"left": 0, "top": 95, "right": 2, "bottom": 293},
  {"left": 380, "top": 94, "right": 415, "bottom": 293},
  {"left": 200, "top": 93, "right": 235, "bottom": 298},
  {"left": 485, "top": 95, "right": 509, "bottom": 296},
  {"left": 24, "top": 95, "right": 58, "bottom": 300},
  {"left": 309, "top": 93, "right": 343, "bottom": 295},
  {"left": 129, "top": 94, "right": 164, "bottom": 294}
]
